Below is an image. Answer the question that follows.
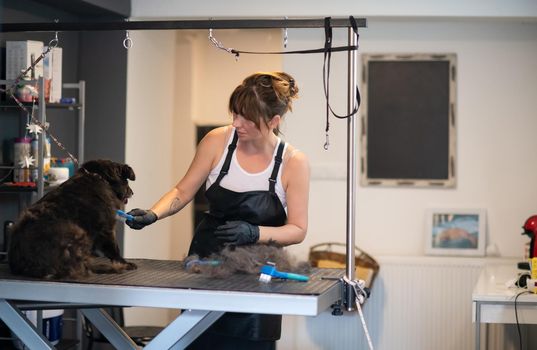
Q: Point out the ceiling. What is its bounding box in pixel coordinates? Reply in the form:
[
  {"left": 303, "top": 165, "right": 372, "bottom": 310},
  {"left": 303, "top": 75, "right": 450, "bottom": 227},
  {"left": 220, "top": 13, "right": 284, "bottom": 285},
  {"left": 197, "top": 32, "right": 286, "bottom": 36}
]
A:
[{"left": 31, "top": 0, "right": 130, "bottom": 18}]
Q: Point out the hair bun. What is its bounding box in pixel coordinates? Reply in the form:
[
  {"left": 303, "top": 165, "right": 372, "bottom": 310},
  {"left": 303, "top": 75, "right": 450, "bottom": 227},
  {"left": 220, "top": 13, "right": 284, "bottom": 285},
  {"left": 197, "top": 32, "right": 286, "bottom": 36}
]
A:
[{"left": 287, "top": 78, "right": 298, "bottom": 97}]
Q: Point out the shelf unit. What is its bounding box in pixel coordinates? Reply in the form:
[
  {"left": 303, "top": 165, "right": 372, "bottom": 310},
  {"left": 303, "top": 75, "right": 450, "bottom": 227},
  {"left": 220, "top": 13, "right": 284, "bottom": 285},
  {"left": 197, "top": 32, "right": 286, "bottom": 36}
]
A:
[
  {"left": 0, "top": 78, "right": 85, "bottom": 255},
  {"left": 0, "top": 78, "right": 85, "bottom": 198}
]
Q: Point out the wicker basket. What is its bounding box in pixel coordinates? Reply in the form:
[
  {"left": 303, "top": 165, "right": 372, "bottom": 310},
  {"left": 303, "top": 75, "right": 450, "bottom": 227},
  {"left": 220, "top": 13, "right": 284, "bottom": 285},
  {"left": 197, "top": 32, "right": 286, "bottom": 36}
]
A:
[{"left": 309, "top": 242, "right": 379, "bottom": 288}]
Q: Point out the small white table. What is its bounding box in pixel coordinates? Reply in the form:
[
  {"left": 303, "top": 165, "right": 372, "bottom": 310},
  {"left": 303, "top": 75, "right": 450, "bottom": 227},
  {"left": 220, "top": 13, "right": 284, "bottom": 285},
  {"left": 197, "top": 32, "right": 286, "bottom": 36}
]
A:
[{"left": 472, "top": 263, "right": 537, "bottom": 350}]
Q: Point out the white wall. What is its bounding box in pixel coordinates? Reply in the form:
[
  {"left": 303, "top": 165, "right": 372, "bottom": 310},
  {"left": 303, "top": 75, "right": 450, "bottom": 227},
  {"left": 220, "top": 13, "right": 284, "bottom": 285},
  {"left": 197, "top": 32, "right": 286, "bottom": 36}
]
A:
[
  {"left": 124, "top": 29, "right": 189, "bottom": 326},
  {"left": 186, "top": 29, "right": 283, "bottom": 125},
  {"left": 280, "top": 19, "right": 537, "bottom": 348},
  {"left": 125, "top": 30, "right": 176, "bottom": 261},
  {"left": 131, "top": 0, "right": 537, "bottom": 19},
  {"left": 283, "top": 18, "right": 537, "bottom": 262},
  {"left": 129, "top": 0, "right": 537, "bottom": 261},
  {"left": 123, "top": 3, "right": 537, "bottom": 337}
]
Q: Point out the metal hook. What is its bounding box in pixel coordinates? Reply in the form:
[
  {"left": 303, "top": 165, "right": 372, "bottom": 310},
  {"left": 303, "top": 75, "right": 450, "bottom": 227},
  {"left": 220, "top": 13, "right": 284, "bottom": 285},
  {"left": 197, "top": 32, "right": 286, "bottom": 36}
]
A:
[
  {"left": 48, "top": 20, "right": 59, "bottom": 48},
  {"left": 324, "top": 133, "right": 330, "bottom": 150},
  {"left": 48, "top": 33, "right": 59, "bottom": 49},
  {"left": 123, "top": 31, "right": 133, "bottom": 49},
  {"left": 208, "top": 17, "right": 215, "bottom": 42},
  {"left": 283, "top": 16, "right": 288, "bottom": 49},
  {"left": 123, "top": 19, "right": 133, "bottom": 49},
  {"left": 208, "top": 25, "right": 238, "bottom": 60}
]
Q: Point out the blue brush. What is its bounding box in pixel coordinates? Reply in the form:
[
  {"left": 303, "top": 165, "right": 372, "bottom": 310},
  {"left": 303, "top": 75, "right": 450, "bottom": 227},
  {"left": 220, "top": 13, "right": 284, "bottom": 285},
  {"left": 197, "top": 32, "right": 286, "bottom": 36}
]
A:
[
  {"left": 116, "top": 209, "right": 134, "bottom": 222},
  {"left": 259, "top": 264, "right": 309, "bottom": 283}
]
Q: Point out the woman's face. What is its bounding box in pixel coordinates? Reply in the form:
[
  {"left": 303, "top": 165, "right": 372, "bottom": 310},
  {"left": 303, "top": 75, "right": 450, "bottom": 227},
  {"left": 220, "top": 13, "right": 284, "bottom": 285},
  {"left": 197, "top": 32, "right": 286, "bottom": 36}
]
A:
[{"left": 232, "top": 113, "right": 271, "bottom": 140}]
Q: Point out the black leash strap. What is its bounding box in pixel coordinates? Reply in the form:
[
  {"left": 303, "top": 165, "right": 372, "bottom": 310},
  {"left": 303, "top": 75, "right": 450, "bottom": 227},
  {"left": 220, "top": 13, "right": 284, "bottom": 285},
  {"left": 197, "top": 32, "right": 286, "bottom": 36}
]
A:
[
  {"left": 323, "top": 17, "right": 333, "bottom": 149},
  {"left": 322, "top": 16, "right": 362, "bottom": 150},
  {"left": 230, "top": 45, "right": 357, "bottom": 57}
]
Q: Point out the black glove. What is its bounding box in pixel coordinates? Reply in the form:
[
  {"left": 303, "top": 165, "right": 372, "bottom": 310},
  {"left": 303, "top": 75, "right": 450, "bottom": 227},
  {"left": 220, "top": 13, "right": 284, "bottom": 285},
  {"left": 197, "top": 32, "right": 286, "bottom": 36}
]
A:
[
  {"left": 126, "top": 209, "right": 158, "bottom": 230},
  {"left": 214, "top": 220, "right": 260, "bottom": 245}
]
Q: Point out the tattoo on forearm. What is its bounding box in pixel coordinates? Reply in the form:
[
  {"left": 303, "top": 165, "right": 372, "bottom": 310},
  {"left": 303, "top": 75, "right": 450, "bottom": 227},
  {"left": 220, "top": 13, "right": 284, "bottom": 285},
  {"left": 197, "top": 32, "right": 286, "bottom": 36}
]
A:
[{"left": 169, "top": 197, "right": 182, "bottom": 214}]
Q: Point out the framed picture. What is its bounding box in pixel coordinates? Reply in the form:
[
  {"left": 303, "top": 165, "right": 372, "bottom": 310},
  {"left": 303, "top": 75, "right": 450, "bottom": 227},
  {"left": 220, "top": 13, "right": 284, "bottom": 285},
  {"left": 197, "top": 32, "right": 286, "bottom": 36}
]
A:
[
  {"left": 425, "top": 208, "right": 486, "bottom": 256},
  {"left": 360, "top": 53, "right": 457, "bottom": 188}
]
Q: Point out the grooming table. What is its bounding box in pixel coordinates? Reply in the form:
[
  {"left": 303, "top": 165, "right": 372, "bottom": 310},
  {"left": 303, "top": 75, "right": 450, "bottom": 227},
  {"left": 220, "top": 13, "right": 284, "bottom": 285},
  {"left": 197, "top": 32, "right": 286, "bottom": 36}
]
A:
[{"left": 0, "top": 259, "right": 344, "bottom": 349}]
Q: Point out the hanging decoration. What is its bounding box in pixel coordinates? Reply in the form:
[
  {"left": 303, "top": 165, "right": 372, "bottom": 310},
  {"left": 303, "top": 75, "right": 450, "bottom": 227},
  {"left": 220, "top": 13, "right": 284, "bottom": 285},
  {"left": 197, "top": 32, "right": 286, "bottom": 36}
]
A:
[
  {"left": 26, "top": 123, "right": 43, "bottom": 135},
  {"left": 19, "top": 155, "right": 35, "bottom": 169}
]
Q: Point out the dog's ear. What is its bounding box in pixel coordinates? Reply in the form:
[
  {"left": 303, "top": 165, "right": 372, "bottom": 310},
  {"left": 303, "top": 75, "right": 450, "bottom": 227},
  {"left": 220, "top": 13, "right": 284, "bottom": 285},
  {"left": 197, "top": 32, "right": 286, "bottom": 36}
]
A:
[
  {"left": 122, "top": 164, "right": 135, "bottom": 181},
  {"left": 81, "top": 160, "right": 102, "bottom": 174}
]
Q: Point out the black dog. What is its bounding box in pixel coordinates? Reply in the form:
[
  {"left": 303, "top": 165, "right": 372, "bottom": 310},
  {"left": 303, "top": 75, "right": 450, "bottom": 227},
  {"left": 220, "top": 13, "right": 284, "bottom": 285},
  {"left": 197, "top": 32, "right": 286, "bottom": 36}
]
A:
[{"left": 8, "top": 159, "right": 137, "bottom": 279}]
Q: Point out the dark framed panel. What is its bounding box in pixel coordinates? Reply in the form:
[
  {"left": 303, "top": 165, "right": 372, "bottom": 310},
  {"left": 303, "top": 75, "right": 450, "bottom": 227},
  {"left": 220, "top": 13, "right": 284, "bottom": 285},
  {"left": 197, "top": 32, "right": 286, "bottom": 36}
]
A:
[{"left": 360, "top": 53, "right": 457, "bottom": 187}]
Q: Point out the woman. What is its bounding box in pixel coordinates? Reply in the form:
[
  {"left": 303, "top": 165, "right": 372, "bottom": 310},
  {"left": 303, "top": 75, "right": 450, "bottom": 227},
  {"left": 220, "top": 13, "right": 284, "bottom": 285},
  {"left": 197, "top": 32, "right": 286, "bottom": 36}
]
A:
[{"left": 127, "top": 71, "right": 310, "bottom": 349}]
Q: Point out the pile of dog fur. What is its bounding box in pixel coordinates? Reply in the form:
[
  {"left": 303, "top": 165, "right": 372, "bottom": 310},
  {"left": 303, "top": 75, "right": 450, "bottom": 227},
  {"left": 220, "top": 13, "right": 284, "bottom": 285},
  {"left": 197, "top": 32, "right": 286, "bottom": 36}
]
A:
[{"left": 184, "top": 243, "right": 310, "bottom": 279}]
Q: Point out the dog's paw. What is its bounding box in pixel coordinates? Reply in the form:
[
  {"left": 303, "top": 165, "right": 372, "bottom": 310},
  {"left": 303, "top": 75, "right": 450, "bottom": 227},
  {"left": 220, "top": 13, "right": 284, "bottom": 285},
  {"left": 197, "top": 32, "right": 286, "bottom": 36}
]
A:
[{"left": 125, "top": 261, "right": 137, "bottom": 270}]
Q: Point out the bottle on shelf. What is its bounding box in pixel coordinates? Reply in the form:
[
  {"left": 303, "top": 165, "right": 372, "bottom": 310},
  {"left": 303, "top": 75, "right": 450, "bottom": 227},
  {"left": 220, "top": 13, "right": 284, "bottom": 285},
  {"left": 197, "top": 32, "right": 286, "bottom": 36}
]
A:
[
  {"left": 30, "top": 135, "right": 51, "bottom": 182},
  {"left": 13, "top": 137, "right": 31, "bottom": 182}
]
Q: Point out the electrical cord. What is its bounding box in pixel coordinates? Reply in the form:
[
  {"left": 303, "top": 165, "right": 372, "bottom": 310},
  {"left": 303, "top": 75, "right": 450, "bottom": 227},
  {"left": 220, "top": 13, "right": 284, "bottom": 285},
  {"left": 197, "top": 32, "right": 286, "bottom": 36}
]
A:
[{"left": 515, "top": 290, "right": 531, "bottom": 350}]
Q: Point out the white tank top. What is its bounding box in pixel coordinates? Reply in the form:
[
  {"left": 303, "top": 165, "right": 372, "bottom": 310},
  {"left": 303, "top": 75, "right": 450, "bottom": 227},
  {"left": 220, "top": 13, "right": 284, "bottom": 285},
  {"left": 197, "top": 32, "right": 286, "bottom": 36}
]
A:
[{"left": 206, "top": 129, "right": 287, "bottom": 208}]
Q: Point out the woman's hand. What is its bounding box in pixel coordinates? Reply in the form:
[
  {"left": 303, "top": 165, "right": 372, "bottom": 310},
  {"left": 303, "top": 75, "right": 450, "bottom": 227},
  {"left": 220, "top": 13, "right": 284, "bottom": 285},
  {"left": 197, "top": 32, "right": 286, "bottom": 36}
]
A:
[
  {"left": 126, "top": 209, "right": 158, "bottom": 230},
  {"left": 214, "top": 220, "right": 260, "bottom": 245}
]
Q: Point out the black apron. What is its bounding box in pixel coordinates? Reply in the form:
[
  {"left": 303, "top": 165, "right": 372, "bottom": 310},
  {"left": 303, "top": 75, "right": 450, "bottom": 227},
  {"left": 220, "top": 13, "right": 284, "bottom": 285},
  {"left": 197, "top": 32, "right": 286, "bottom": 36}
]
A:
[{"left": 188, "top": 130, "right": 287, "bottom": 342}]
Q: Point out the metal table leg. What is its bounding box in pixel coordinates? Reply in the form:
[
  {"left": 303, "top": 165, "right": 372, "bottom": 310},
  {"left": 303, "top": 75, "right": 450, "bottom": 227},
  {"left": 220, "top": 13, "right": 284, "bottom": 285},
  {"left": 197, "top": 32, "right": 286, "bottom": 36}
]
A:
[
  {"left": 82, "top": 308, "right": 224, "bottom": 350},
  {"left": 0, "top": 299, "right": 54, "bottom": 350},
  {"left": 76, "top": 310, "right": 83, "bottom": 350},
  {"left": 81, "top": 308, "right": 138, "bottom": 350},
  {"left": 151, "top": 310, "right": 224, "bottom": 350},
  {"left": 475, "top": 301, "right": 481, "bottom": 350}
]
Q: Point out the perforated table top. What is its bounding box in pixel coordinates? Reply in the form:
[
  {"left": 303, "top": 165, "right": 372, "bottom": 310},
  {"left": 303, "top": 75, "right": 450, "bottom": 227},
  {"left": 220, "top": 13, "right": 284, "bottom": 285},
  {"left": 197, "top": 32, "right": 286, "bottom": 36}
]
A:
[
  {"left": 0, "top": 259, "right": 342, "bottom": 294},
  {"left": 0, "top": 259, "right": 344, "bottom": 316}
]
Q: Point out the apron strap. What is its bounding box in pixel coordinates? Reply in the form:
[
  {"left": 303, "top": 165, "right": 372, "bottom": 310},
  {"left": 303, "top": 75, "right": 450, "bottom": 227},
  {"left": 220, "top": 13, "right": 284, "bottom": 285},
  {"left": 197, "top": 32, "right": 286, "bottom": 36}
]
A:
[
  {"left": 269, "top": 141, "right": 285, "bottom": 193},
  {"left": 214, "top": 130, "right": 238, "bottom": 185}
]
